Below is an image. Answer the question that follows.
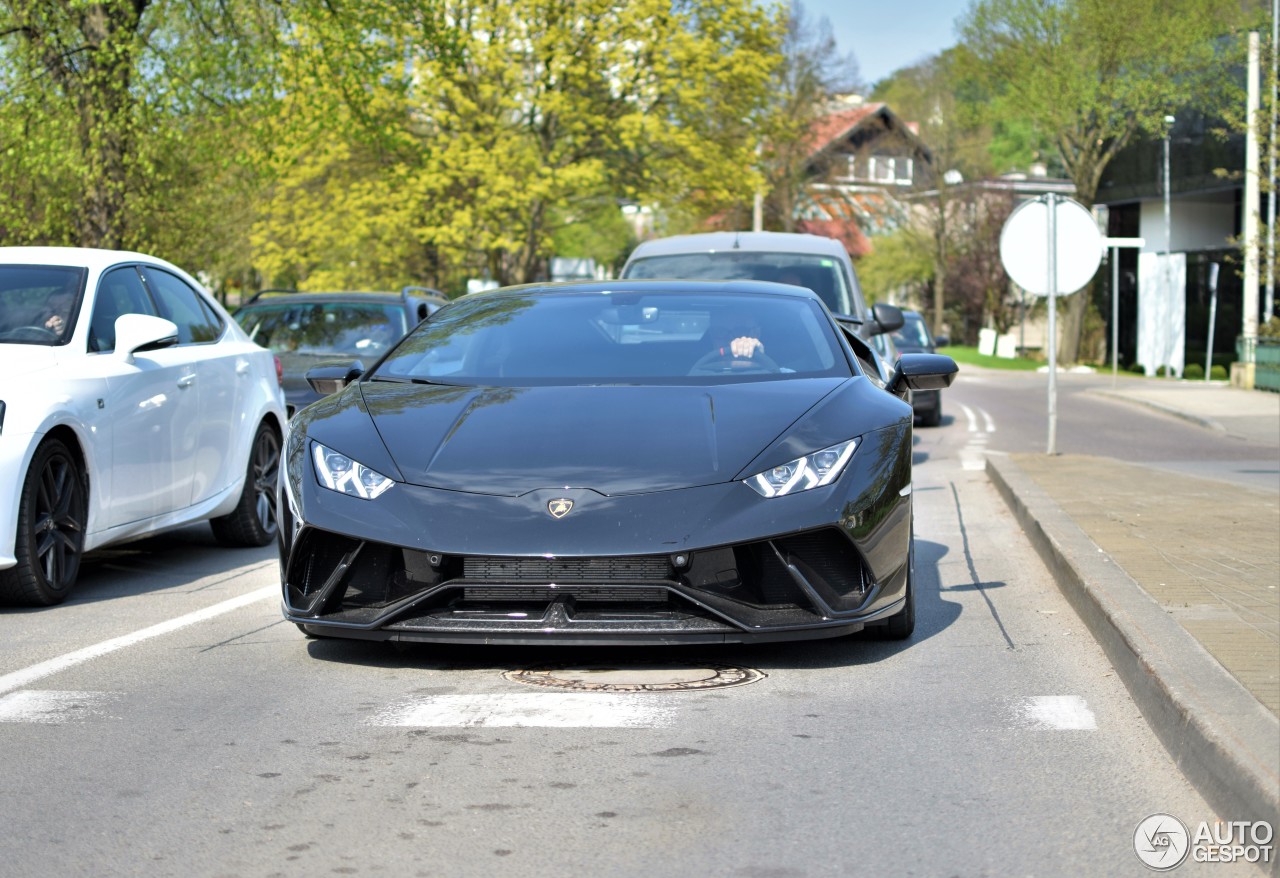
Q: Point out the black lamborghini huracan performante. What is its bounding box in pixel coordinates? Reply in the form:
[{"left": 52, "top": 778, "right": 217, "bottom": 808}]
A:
[{"left": 278, "top": 280, "right": 956, "bottom": 645}]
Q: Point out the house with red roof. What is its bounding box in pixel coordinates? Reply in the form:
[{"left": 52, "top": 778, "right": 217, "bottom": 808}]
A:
[{"left": 793, "top": 100, "right": 937, "bottom": 257}]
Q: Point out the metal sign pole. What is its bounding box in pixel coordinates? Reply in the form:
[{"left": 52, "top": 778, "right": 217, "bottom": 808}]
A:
[
  {"left": 1206, "top": 262, "right": 1220, "bottom": 381},
  {"left": 1111, "top": 245, "right": 1119, "bottom": 388},
  {"left": 1046, "top": 193, "right": 1058, "bottom": 455},
  {"left": 1100, "top": 237, "right": 1144, "bottom": 387}
]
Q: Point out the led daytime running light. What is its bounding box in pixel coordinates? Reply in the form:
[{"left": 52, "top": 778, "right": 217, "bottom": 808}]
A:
[
  {"left": 312, "top": 442, "right": 393, "bottom": 499},
  {"left": 746, "top": 439, "right": 858, "bottom": 498}
]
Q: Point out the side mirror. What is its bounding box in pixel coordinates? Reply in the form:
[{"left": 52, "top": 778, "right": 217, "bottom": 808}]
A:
[
  {"left": 306, "top": 360, "right": 366, "bottom": 396},
  {"left": 115, "top": 314, "right": 179, "bottom": 364},
  {"left": 864, "top": 303, "right": 904, "bottom": 337},
  {"left": 887, "top": 353, "right": 958, "bottom": 395},
  {"left": 934, "top": 334, "right": 950, "bottom": 348}
]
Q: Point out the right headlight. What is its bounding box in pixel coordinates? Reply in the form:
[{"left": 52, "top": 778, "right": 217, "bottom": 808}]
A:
[
  {"left": 312, "top": 441, "right": 394, "bottom": 499},
  {"left": 745, "top": 439, "right": 858, "bottom": 498}
]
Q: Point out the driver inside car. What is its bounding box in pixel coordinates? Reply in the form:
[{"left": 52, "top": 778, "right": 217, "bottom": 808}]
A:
[
  {"left": 707, "top": 312, "right": 765, "bottom": 362},
  {"left": 37, "top": 287, "right": 76, "bottom": 338}
]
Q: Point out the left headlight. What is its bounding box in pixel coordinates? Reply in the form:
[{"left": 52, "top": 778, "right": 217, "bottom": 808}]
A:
[
  {"left": 312, "top": 441, "right": 394, "bottom": 499},
  {"left": 745, "top": 438, "right": 858, "bottom": 498}
]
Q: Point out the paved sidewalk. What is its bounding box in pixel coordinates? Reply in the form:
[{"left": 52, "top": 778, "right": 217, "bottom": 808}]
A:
[
  {"left": 983, "top": 381, "right": 1279, "bottom": 839},
  {"left": 1091, "top": 380, "right": 1280, "bottom": 446}
]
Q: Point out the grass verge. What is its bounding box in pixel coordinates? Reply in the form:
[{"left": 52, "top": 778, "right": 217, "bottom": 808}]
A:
[{"left": 943, "top": 346, "right": 1043, "bottom": 371}]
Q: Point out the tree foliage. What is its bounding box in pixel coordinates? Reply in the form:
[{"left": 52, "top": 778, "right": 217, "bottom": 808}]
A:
[
  {"left": 253, "top": 0, "right": 784, "bottom": 292},
  {"left": 958, "top": 0, "right": 1252, "bottom": 362},
  {"left": 752, "top": 1, "right": 862, "bottom": 234}
]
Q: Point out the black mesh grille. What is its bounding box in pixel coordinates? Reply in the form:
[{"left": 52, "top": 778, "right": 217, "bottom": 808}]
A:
[
  {"left": 775, "top": 530, "right": 870, "bottom": 600},
  {"left": 463, "top": 586, "right": 668, "bottom": 602},
  {"left": 462, "top": 556, "right": 673, "bottom": 583}
]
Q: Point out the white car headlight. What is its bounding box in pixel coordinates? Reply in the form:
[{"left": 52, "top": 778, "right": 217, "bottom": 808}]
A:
[
  {"left": 745, "top": 439, "right": 858, "bottom": 498},
  {"left": 312, "top": 442, "right": 394, "bottom": 499}
]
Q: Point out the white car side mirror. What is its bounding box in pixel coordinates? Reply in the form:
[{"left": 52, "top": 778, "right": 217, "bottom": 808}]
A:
[{"left": 115, "top": 314, "right": 179, "bottom": 364}]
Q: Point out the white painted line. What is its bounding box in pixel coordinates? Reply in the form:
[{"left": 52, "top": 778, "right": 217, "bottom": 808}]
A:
[
  {"left": 0, "top": 690, "right": 120, "bottom": 724},
  {"left": 0, "top": 586, "right": 276, "bottom": 696},
  {"left": 1019, "top": 696, "right": 1097, "bottom": 730},
  {"left": 959, "top": 403, "right": 978, "bottom": 433},
  {"left": 367, "top": 693, "right": 677, "bottom": 728},
  {"left": 980, "top": 407, "right": 997, "bottom": 433}
]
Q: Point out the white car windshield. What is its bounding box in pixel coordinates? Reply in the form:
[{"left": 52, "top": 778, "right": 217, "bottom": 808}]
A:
[
  {"left": 0, "top": 265, "right": 86, "bottom": 346},
  {"left": 623, "top": 252, "right": 857, "bottom": 316}
]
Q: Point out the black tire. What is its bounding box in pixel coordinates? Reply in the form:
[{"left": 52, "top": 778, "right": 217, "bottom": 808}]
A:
[
  {"left": 0, "top": 438, "right": 87, "bottom": 606},
  {"left": 873, "top": 534, "right": 916, "bottom": 640},
  {"left": 211, "top": 421, "right": 280, "bottom": 547},
  {"left": 919, "top": 401, "right": 942, "bottom": 428}
]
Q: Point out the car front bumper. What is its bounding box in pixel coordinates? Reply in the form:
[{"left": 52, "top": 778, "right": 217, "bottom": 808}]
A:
[{"left": 279, "top": 424, "right": 914, "bottom": 645}]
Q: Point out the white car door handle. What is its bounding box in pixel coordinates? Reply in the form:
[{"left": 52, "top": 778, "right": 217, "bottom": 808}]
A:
[
  {"left": 178, "top": 373, "right": 197, "bottom": 388},
  {"left": 236, "top": 359, "right": 251, "bottom": 376}
]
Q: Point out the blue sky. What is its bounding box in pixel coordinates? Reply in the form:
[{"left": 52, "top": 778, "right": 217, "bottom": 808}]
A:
[{"left": 799, "top": 0, "right": 975, "bottom": 88}]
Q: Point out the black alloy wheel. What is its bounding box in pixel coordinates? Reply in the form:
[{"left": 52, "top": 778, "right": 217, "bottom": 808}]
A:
[
  {"left": 0, "top": 438, "right": 87, "bottom": 606},
  {"left": 211, "top": 421, "right": 281, "bottom": 547}
]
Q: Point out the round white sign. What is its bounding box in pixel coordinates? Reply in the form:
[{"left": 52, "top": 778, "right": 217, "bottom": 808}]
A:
[{"left": 999, "top": 196, "right": 1103, "bottom": 295}]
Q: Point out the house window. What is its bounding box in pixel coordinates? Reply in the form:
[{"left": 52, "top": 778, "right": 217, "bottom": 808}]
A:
[
  {"left": 843, "top": 155, "right": 912, "bottom": 184},
  {"left": 868, "top": 156, "right": 915, "bottom": 185}
]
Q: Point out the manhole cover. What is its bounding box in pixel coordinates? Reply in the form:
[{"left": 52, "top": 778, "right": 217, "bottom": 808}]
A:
[{"left": 503, "top": 663, "right": 764, "bottom": 692}]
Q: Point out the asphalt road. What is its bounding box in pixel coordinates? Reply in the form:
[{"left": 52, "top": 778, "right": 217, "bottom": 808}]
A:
[
  {"left": 0, "top": 395, "right": 1259, "bottom": 877},
  {"left": 945, "top": 367, "right": 1279, "bottom": 492}
]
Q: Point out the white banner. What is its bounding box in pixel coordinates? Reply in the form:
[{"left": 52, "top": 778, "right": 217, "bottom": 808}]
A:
[{"left": 1137, "top": 252, "right": 1186, "bottom": 377}]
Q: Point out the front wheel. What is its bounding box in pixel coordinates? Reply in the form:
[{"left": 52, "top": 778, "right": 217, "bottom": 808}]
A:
[
  {"left": 872, "top": 534, "right": 915, "bottom": 640},
  {"left": 211, "top": 421, "right": 280, "bottom": 547},
  {"left": 0, "top": 439, "right": 88, "bottom": 606}
]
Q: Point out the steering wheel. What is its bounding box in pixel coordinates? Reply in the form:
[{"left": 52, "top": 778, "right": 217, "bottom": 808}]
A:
[
  {"left": 0, "top": 325, "right": 60, "bottom": 343},
  {"left": 689, "top": 348, "right": 781, "bottom": 375}
]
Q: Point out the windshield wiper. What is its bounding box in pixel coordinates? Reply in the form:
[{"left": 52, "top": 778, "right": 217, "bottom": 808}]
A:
[{"left": 369, "top": 375, "right": 460, "bottom": 387}]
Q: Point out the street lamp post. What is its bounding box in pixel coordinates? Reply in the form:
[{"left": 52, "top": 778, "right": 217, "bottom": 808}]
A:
[
  {"left": 1266, "top": 0, "right": 1277, "bottom": 320},
  {"left": 1163, "top": 114, "right": 1176, "bottom": 376}
]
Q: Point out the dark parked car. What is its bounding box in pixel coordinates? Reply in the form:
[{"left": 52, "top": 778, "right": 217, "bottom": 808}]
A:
[
  {"left": 892, "top": 310, "right": 947, "bottom": 427},
  {"left": 233, "top": 287, "right": 448, "bottom": 416},
  {"left": 279, "top": 280, "right": 957, "bottom": 646}
]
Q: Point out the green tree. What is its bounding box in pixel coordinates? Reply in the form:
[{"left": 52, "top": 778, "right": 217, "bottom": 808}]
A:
[
  {"left": 254, "top": 0, "right": 783, "bottom": 290},
  {"left": 959, "top": 0, "right": 1251, "bottom": 363},
  {"left": 754, "top": 1, "right": 861, "bottom": 234},
  {"left": 0, "top": 0, "right": 449, "bottom": 291}
]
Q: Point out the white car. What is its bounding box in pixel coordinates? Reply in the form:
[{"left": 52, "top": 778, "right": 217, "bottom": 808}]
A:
[{"left": 0, "top": 247, "right": 287, "bottom": 605}]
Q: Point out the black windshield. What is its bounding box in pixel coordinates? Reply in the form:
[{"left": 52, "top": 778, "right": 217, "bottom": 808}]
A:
[{"left": 375, "top": 290, "right": 851, "bottom": 385}]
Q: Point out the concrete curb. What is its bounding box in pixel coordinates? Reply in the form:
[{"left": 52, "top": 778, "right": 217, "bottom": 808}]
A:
[
  {"left": 986, "top": 454, "right": 1280, "bottom": 846},
  {"left": 1088, "top": 389, "right": 1229, "bottom": 434}
]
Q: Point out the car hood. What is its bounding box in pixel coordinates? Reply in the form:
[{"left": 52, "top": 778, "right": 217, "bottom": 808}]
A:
[
  {"left": 0, "top": 345, "right": 63, "bottom": 381},
  {"left": 357, "top": 379, "right": 847, "bottom": 497}
]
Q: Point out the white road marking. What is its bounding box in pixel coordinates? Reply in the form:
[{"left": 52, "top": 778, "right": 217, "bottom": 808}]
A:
[
  {"left": 0, "top": 586, "right": 276, "bottom": 696},
  {"left": 957, "top": 403, "right": 996, "bottom": 469},
  {"left": 0, "top": 690, "right": 121, "bottom": 724},
  {"left": 367, "top": 693, "right": 677, "bottom": 728},
  {"left": 1018, "top": 696, "right": 1097, "bottom": 730}
]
